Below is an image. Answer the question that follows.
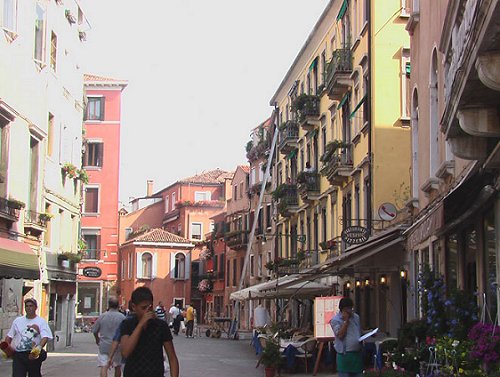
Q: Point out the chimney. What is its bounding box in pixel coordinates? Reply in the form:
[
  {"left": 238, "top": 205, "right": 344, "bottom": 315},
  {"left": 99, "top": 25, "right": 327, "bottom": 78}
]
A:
[{"left": 147, "top": 180, "right": 153, "bottom": 197}]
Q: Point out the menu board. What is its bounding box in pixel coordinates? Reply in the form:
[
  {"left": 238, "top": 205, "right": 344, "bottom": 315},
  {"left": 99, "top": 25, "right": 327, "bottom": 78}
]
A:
[{"left": 314, "top": 296, "right": 342, "bottom": 338}]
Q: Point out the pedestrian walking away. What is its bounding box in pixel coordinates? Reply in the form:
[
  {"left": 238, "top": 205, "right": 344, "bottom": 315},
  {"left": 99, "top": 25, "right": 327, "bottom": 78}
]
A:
[
  {"left": 120, "top": 286, "right": 179, "bottom": 377},
  {"left": 93, "top": 296, "right": 126, "bottom": 377},
  {"left": 3, "top": 297, "right": 53, "bottom": 377},
  {"left": 330, "top": 297, "right": 363, "bottom": 377},
  {"left": 155, "top": 301, "right": 166, "bottom": 321},
  {"left": 170, "top": 304, "right": 182, "bottom": 335}
]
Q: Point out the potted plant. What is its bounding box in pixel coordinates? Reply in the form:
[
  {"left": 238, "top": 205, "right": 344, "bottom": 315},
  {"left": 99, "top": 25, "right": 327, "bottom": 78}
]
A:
[
  {"left": 7, "top": 198, "right": 25, "bottom": 210},
  {"left": 39, "top": 212, "right": 53, "bottom": 223},
  {"left": 261, "top": 339, "right": 283, "bottom": 377},
  {"left": 77, "top": 169, "right": 89, "bottom": 184},
  {"left": 61, "top": 162, "right": 78, "bottom": 179}
]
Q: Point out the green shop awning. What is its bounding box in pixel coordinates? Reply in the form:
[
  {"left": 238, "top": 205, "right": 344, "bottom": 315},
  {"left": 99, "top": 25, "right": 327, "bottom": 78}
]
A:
[
  {"left": 349, "top": 95, "right": 367, "bottom": 119},
  {"left": 337, "top": 0, "right": 349, "bottom": 21},
  {"left": 0, "top": 238, "right": 39, "bottom": 280},
  {"left": 337, "top": 92, "right": 350, "bottom": 109},
  {"left": 306, "top": 129, "right": 318, "bottom": 139}
]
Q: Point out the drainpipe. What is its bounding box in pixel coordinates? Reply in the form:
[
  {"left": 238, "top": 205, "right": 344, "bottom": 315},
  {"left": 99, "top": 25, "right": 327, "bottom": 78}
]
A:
[{"left": 367, "top": 0, "right": 373, "bottom": 234}]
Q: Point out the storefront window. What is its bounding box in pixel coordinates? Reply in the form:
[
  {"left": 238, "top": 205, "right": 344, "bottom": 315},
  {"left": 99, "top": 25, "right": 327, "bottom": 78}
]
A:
[
  {"left": 432, "top": 240, "right": 441, "bottom": 273},
  {"left": 446, "top": 234, "right": 458, "bottom": 290},
  {"left": 484, "top": 210, "right": 497, "bottom": 321}
]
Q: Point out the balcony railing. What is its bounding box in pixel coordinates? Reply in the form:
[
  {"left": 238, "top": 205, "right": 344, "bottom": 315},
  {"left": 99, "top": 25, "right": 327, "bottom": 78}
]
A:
[
  {"left": 320, "top": 146, "right": 353, "bottom": 186},
  {"left": 297, "top": 172, "right": 320, "bottom": 200},
  {"left": 292, "top": 95, "right": 320, "bottom": 128},
  {"left": 24, "top": 210, "right": 49, "bottom": 228},
  {"left": 224, "top": 230, "right": 249, "bottom": 250},
  {"left": 81, "top": 249, "right": 101, "bottom": 260},
  {"left": 325, "top": 48, "right": 353, "bottom": 100},
  {"left": 0, "top": 197, "right": 20, "bottom": 220},
  {"left": 274, "top": 184, "right": 298, "bottom": 217},
  {"left": 278, "top": 121, "right": 299, "bottom": 154}
]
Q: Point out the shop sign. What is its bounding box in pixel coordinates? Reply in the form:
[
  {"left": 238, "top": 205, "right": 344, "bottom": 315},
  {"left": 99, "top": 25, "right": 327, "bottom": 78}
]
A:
[
  {"left": 82, "top": 267, "right": 102, "bottom": 278},
  {"left": 341, "top": 226, "right": 369, "bottom": 245}
]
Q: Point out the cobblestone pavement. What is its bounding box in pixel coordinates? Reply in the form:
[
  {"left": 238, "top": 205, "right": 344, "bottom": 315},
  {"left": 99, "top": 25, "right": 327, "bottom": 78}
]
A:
[{"left": 0, "top": 331, "right": 338, "bottom": 376}]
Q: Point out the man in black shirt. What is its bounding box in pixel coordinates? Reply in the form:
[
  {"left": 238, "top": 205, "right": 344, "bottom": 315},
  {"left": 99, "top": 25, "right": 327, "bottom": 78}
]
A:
[{"left": 120, "top": 287, "right": 179, "bottom": 377}]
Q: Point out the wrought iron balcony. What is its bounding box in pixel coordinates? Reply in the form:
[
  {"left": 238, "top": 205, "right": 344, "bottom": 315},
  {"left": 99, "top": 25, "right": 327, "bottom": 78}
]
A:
[
  {"left": 0, "top": 197, "right": 20, "bottom": 221},
  {"left": 274, "top": 184, "right": 299, "bottom": 217},
  {"left": 325, "top": 48, "right": 353, "bottom": 101},
  {"left": 224, "top": 230, "right": 249, "bottom": 250},
  {"left": 297, "top": 172, "right": 321, "bottom": 201},
  {"left": 292, "top": 95, "right": 321, "bottom": 129},
  {"left": 278, "top": 120, "right": 299, "bottom": 154},
  {"left": 81, "top": 249, "right": 101, "bottom": 260},
  {"left": 320, "top": 147, "right": 353, "bottom": 186},
  {"left": 24, "top": 210, "right": 49, "bottom": 236}
]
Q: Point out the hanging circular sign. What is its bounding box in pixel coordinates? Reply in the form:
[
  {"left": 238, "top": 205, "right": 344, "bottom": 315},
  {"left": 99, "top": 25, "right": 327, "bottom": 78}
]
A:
[
  {"left": 82, "top": 267, "right": 102, "bottom": 278},
  {"left": 341, "top": 226, "right": 369, "bottom": 245},
  {"left": 378, "top": 202, "right": 398, "bottom": 221}
]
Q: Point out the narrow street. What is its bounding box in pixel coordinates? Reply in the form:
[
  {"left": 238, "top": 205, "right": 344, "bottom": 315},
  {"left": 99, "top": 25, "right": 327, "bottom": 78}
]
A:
[{"left": 0, "top": 332, "right": 337, "bottom": 377}]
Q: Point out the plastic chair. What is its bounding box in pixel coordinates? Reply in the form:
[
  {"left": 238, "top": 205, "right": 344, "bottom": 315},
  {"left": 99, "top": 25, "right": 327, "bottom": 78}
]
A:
[
  {"left": 255, "top": 335, "right": 268, "bottom": 368},
  {"left": 374, "top": 337, "right": 397, "bottom": 369},
  {"left": 294, "top": 337, "right": 317, "bottom": 373}
]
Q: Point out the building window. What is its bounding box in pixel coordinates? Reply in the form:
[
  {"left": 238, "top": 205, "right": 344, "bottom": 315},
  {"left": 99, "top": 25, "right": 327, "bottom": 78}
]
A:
[
  {"left": 411, "top": 89, "right": 419, "bottom": 198},
  {"left": 250, "top": 167, "right": 256, "bottom": 186},
  {"left": 164, "top": 196, "right": 169, "bottom": 213},
  {"left": 258, "top": 254, "right": 262, "bottom": 277},
  {"left": 233, "top": 185, "right": 237, "bottom": 199},
  {"left": 401, "top": 48, "right": 411, "bottom": 119},
  {"left": 250, "top": 255, "right": 254, "bottom": 277},
  {"left": 141, "top": 252, "right": 153, "bottom": 279},
  {"left": 232, "top": 259, "right": 237, "bottom": 287},
  {"left": 195, "top": 191, "right": 211, "bottom": 202},
  {"left": 86, "top": 97, "right": 104, "bottom": 121},
  {"left": 190, "top": 222, "right": 202, "bottom": 240},
  {"left": 429, "top": 49, "right": 439, "bottom": 176},
  {"left": 172, "top": 192, "right": 176, "bottom": 208},
  {"left": 173, "top": 253, "right": 185, "bottom": 279},
  {"left": 84, "top": 186, "right": 99, "bottom": 213},
  {"left": 50, "top": 31, "right": 57, "bottom": 71},
  {"left": 82, "top": 232, "right": 100, "bottom": 259},
  {"left": 266, "top": 204, "right": 271, "bottom": 229},
  {"left": 226, "top": 260, "right": 230, "bottom": 287},
  {"left": 84, "top": 142, "right": 103, "bottom": 167},
  {"left": 33, "top": 4, "right": 46, "bottom": 65},
  {"left": 1, "top": 0, "right": 17, "bottom": 32},
  {"left": 128, "top": 252, "right": 133, "bottom": 279},
  {"left": 239, "top": 182, "right": 243, "bottom": 198},
  {"left": 121, "top": 258, "right": 126, "bottom": 279},
  {"left": 124, "top": 227, "right": 132, "bottom": 240}
]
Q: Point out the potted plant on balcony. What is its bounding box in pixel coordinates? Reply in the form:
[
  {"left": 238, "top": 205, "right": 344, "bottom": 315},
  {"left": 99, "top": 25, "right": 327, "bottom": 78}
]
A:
[
  {"left": 261, "top": 339, "right": 283, "bottom": 377},
  {"left": 39, "top": 212, "right": 53, "bottom": 223},
  {"left": 77, "top": 169, "right": 89, "bottom": 184},
  {"left": 7, "top": 198, "right": 25, "bottom": 210},
  {"left": 61, "top": 162, "right": 78, "bottom": 179}
]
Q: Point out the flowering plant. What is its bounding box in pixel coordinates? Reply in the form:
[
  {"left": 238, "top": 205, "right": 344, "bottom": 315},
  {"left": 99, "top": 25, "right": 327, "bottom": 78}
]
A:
[
  {"left": 200, "top": 248, "right": 213, "bottom": 260},
  {"left": 198, "top": 279, "right": 212, "bottom": 292},
  {"left": 469, "top": 322, "right": 500, "bottom": 369},
  {"left": 61, "top": 162, "right": 78, "bottom": 179}
]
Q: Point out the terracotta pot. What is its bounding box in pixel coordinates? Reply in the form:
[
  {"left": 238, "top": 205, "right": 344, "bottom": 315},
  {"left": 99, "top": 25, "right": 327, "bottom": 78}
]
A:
[{"left": 264, "top": 367, "right": 276, "bottom": 377}]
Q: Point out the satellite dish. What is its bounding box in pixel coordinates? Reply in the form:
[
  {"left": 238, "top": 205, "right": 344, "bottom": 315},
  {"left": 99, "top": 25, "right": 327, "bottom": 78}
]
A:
[{"left": 378, "top": 202, "right": 397, "bottom": 221}]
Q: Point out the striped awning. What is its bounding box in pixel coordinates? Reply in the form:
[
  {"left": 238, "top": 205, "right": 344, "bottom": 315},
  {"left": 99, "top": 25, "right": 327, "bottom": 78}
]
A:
[{"left": 0, "top": 238, "right": 39, "bottom": 280}]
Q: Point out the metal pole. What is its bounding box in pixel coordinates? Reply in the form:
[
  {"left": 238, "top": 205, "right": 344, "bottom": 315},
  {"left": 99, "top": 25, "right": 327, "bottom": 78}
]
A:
[{"left": 233, "top": 111, "right": 279, "bottom": 336}]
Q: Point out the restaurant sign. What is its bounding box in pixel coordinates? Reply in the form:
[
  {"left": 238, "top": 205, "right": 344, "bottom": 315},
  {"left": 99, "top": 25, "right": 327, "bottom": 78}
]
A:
[
  {"left": 341, "top": 226, "right": 369, "bottom": 245},
  {"left": 82, "top": 267, "right": 102, "bottom": 278}
]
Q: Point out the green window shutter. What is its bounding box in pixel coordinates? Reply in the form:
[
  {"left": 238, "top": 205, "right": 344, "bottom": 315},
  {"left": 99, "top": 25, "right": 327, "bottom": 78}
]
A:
[
  {"left": 349, "top": 95, "right": 367, "bottom": 119},
  {"left": 337, "top": 0, "right": 349, "bottom": 22}
]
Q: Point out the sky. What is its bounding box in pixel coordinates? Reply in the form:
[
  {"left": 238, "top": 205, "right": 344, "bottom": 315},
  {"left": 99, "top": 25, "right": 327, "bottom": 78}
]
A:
[{"left": 80, "top": 0, "right": 331, "bottom": 206}]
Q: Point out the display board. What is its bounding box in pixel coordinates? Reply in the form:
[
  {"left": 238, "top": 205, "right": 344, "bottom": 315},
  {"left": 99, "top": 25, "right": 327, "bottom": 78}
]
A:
[{"left": 314, "top": 296, "right": 342, "bottom": 338}]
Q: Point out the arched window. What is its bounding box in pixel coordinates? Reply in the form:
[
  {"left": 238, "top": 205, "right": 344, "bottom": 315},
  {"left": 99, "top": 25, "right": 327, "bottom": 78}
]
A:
[
  {"left": 429, "top": 49, "right": 439, "bottom": 176},
  {"left": 174, "top": 253, "right": 185, "bottom": 279},
  {"left": 142, "top": 252, "right": 152, "bottom": 279},
  {"left": 411, "top": 88, "right": 419, "bottom": 198}
]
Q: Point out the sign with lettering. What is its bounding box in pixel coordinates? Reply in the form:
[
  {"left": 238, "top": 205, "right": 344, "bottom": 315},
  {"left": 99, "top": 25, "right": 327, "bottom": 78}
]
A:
[
  {"left": 82, "top": 267, "right": 102, "bottom": 278},
  {"left": 341, "top": 226, "right": 369, "bottom": 245}
]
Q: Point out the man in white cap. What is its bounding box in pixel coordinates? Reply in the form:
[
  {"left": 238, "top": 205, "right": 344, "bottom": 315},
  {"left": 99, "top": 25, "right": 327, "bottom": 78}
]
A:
[{"left": 4, "top": 297, "right": 53, "bottom": 377}]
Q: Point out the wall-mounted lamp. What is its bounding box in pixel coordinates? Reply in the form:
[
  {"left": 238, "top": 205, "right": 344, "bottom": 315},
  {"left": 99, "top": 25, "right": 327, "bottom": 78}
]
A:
[
  {"left": 364, "top": 277, "right": 371, "bottom": 287},
  {"left": 345, "top": 280, "right": 352, "bottom": 289},
  {"left": 379, "top": 275, "right": 387, "bottom": 286},
  {"left": 355, "top": 279, "right": 362, "bottom": 288},
  {"left": 400, "top": 269, "right": 407, "bottom": 280}
]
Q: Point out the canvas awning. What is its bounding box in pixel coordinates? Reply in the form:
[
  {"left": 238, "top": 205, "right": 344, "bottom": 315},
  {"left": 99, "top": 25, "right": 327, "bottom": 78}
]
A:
[
  {"left": 229, "top": 279, "right": 271, "bottom": 301},
  {"left": 0, "top": 238, "right": 39, "bottom": 280}
]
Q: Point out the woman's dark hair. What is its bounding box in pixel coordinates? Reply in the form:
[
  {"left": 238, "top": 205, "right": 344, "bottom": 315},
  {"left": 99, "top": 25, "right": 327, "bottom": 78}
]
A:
[
  {"left": 339, "top": 297, "right": 354, "bottom": 311},
  {"left": 131, "top": 286, "right": 153, "bottom": 304}
]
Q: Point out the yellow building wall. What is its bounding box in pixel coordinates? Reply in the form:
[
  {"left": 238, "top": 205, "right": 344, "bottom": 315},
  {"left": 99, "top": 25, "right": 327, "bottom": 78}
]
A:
[{"left": 372, "top": 0, "right": 411, "bottom": 213}]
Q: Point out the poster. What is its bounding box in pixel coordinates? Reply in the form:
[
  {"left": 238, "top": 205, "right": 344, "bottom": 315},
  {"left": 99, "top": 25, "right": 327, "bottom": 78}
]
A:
[
  {"left": 84, "top": 296, "right": 91, "bottom": 309},
  {"left": 314, "top": 296, "right": 342, "bottom": 338}
]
